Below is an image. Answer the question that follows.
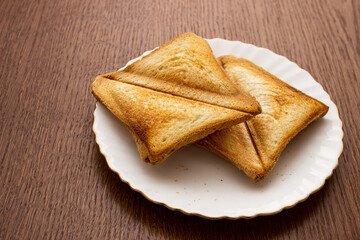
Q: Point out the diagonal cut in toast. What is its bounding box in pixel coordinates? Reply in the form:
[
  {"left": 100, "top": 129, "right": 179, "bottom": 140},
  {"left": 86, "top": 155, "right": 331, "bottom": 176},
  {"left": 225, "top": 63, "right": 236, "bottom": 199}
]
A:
[
  {"left": 91, "top": 34, "right": 261, "bottom": 164},
  {"left": 198, "top": 55, "right": 329, "bottom": 181}
]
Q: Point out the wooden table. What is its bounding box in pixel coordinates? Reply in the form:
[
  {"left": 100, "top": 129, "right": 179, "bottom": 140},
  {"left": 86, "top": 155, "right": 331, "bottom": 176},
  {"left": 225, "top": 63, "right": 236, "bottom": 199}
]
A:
[{"left": 1, "top": 0, "right": 359, "bottom": 239}]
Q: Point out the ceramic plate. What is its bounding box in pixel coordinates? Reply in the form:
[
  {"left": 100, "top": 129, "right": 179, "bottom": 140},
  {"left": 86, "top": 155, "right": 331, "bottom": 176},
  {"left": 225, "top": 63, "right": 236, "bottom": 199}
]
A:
[{"left": 92, "top": 38, "right": 343, "bottom": 219}]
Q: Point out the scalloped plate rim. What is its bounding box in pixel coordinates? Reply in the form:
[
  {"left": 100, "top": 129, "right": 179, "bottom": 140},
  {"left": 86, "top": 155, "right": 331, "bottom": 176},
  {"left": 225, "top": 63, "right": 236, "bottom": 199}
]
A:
[{"left": 92, "top": 37, "right": 343, "bottom": 219}]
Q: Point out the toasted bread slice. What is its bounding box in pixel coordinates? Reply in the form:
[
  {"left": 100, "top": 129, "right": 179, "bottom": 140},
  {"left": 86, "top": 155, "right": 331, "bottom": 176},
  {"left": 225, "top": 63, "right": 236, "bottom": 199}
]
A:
[
  {"left": 104, "top": 33, "right": 261, "bottom": 114},
  {"left": 200, "top": 56, "right": 329, "bottom": 181},
  {"left": 92, "top": 76, "right": 254, "bottom": 164}
]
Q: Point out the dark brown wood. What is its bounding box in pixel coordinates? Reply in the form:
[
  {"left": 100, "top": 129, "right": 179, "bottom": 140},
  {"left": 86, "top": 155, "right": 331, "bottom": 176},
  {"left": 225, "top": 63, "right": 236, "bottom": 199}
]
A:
[{"left": 0, "top": 0, "right": 359, "bottom": 239}]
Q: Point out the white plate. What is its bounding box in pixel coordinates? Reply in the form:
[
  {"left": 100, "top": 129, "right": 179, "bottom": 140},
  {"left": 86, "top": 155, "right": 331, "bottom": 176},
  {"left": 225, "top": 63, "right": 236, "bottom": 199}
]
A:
[{"left": 93, "top": 38, "right": 343, "bottom": 219}]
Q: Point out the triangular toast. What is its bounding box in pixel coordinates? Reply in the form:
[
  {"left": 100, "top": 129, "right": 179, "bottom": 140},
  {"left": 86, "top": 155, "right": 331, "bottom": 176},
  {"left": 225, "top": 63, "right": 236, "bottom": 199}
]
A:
[
  {"left": 92, "top": 34, "right": 262, "bottom": 164},
  {"left": 102, "top": 33, "right": 261, "bottom": 114},
  {"left": 92, "top": 76, "right": 253, "bottom": 164},
  {"left": 199, "top": 55, "right": 329, "bottom": 181}
]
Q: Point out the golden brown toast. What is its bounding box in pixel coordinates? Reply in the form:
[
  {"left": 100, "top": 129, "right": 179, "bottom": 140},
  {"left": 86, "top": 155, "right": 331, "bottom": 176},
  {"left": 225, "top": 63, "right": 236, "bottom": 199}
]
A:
[
  {"left": 104, "top": 33, "right": 261, "bottom": 114},
  {"left": 91, "top": 34, "right": 262, "bottom": 164},
  {"left": 199, "top": 55, "right": 329, "bottom": 181},
  {"left": 92, "top": 76, "right": 253, "bottom": 164}
]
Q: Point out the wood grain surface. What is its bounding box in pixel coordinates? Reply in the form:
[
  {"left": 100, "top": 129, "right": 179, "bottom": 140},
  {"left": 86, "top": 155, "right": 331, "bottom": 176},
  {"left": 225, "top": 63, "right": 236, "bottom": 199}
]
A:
[{"left": 0, "top": 0, "right": 359, "bottom": 239}]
